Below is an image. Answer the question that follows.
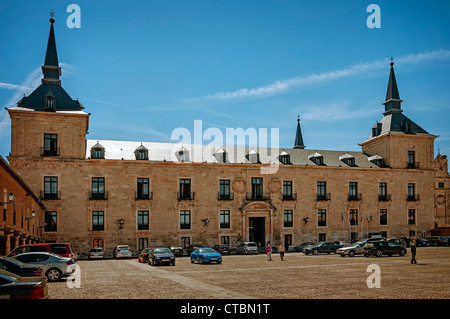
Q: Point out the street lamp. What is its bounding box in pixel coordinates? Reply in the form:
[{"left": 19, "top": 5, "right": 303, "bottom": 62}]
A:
[
  {"left": 26, "top": 211, "right": 36, "bottom": 221},
  {"left": 0, "top": 192, "right": 15, "bottom": 205}
]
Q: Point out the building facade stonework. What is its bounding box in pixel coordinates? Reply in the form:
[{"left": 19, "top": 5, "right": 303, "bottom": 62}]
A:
[{"left": 4, "top": 18, "right": 450, "bottom": 256}]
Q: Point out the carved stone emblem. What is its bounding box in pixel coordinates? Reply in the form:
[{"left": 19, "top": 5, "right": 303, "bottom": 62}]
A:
[{"left": 232, "top": 179, "right": 246, "bottom": 193}]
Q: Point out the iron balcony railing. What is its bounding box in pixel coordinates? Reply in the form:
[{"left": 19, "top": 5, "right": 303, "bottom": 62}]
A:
[
  {"left": 40, "top": 190, "right": 61, "bottom": 200},
  {"left": 177, "top": 192, "right": 195, "bottom": 200},
  {"left": 135, "top": 191, "right": 153, "bottom": 200},
  {"left": 217, "top": 193, "right": 234, "bottom": 200},
  {"left": 246, "top": 193, "right": 271, "bottom": 201},
  {"left": 316, "top": 193, "right": 331, "bottom": 201},
  {"left": 89, "top": 191, "right": 108, "bottom": 200}
]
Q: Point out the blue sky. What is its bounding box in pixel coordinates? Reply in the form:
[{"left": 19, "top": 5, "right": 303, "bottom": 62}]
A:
[{"left": 1, "top": 0, "right": 450, "bottom": 159}]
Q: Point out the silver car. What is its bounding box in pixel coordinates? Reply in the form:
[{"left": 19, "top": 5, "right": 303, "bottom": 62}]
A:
[
  {"left": 337, "top": 242, "right": 365, "bottom": 257},
  {"left": 88, "top": 247, "right": 105, "bottom": 259},
  {"left": 12, "top": 252, "right": 76, "bottom": 281},
  {"left": 237, "top": 242, "right": 258, "bottom": 255},
  {"left": 113, "top": 245, "right": 132, "bottom": 259}
]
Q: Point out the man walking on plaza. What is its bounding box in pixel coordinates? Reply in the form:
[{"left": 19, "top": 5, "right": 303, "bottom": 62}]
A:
[
  {"left": 278, "top": 242, "right": 286, "bottom": 261},
  {"left": 410, "top": 237, "right": 417, "bottom": 264}
]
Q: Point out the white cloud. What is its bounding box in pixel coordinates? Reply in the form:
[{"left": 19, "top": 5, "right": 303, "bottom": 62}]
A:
[
  {"left": 192, "top": 49, "right": 450, "bottom": 101},
  {"left": 301, "top": 101, "right": 379, "bottom": 122}
]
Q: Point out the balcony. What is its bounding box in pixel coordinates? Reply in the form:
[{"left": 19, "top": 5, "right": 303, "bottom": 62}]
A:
[
  {"left": 89, "top": 191, "right": 108, "bottom": 200},
  {"left": 217, "top": 193, "right": 234, "bottom": 200},
  {"left": 40, "top": 191, "right": 60, "bottom": 200},
  {"left": 135, "top": 191, "right": 153, "bottom": 200},
  {"left": 406, "top": 162, "right": 420, "bottom": 169},
  {"left": 407, "top": 194, "right": 420, "bottom": 201},
  {"left": 348, "top": 193, "right": 362, "bottom": 201},
  {"left": 177, "top": 192, "right": 195, "bottom": 200},
  {"left": 246, "top": 193, "right": 271, "bottom": 201},
  {"left": 40, "top": 147, "right": 60, "bottom": 156},
  {"left": 378, "top": 194, "right": 392, "bottom": 201},
  {"left": 282, "top": 193, "right": 297, "bottom": 201},
  {"left": 316, "top": 193, "right": 331, "bottom": 201}
]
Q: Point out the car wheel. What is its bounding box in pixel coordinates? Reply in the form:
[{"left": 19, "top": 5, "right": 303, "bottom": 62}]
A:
[
  {"left": 400, "top": 249, "right": 406, "bottom": 256},
  {"left": 190, "top": 257, "right": 194, "bottom": 264},
  {"left": 376, "top": 250, "right": 382, "bottom": 257},
  {"left": 46, "top": 268, "right": 62, "bottom": 281},
  {"left": 349, "top": 250, "right": 355, "bottom": 257},
  {"left": 313, "top": 250, "right": 319, "bottom": 255}
]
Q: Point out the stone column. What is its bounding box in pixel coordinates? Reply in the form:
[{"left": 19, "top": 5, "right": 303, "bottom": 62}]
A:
[{"left": 5, "top": 233, "right": 11, "bottom": 255}]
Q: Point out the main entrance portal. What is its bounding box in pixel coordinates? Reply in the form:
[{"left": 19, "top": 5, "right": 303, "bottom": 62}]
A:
[{"left": 249, "top": 217, "right": 265, "bottom": 247}]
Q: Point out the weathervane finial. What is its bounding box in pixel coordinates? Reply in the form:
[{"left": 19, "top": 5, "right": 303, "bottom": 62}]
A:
[
  {"left": 390, "top": 55, "right": 394, "bottom": 67},
  {"left": 49, "top": 9, "right": 55, "bottom": 23}
]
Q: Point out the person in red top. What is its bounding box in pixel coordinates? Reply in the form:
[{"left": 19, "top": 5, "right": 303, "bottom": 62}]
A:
[{"left": 265, "top": 242, "right": 272, "bottom": 261}]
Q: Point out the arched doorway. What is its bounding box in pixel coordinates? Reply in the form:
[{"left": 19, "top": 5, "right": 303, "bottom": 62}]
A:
[{"left": 240, "top": 201, "right": 276, "bottom": 248}]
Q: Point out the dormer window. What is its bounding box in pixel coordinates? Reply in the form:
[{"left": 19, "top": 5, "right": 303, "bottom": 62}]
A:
[
  {"left": 134, "top": 144, "right": 148, "bottom": 160},
  {"left": 91, "top": 142, "right": 105, "bottom": 159},
  {"left": 177, "top": 146, "right": 189, "bottom": 162},
  {"left": 247, "top": 149, "right": 259, "bottom": 164},
  {"left": 368, "top": 154, "right": 385, "bottom": 167},
  {"left": 308, "top": 152, "right": 324, "bottom": 166},
  {"left": 279, "top": 151, "right": 290, "bottom": 164},
  {"left": 339, "top": 153, "right": 356, "bottom": 167},
  {"left": 215, "top": 148, "right": 227, "bottom": 163},
  {"left": 46, "top": 97, "right": 54, "bottom": 109},
  {"left": 44, "top": 90, "right": 56, "bottom": 111}
]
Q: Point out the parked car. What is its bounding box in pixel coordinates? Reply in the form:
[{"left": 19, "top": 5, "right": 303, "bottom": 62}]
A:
[
  {"left": 416, "top": 238, "right": 430, "bottom": 247},
  {"left": 0, "top": 269, "right": 48, "bottom": 299},
  {"left": 363, "top": 241, "right": 407, "bottom": 257},
  {"left": 294, "top": 242, "right": 316, "bottom": 252},
  {"left": 236, "top": 242, "right": 258, "bottom": 255},
  {"left": 138, "top": 248, "right": 152, "bottom": 263},
  {"left": 12, "top": 252, "right": 76, "bottom": 282},
  {"left": 148, "top": 248, "right": 176, "bottom": 266},
  {"left": 113, "top": 245, "right": 132, "bottom": 258},
  {"left": 7, "top": 243, "right": 75, "bottom": 259},
  {"left": 0, "top": 256, "right": 43, "bottom": 277},
  {"left": 387, "top": 238, "right": 407, "bottom": 249},
  {"left": 213, "top": 244, "right": 231, "bottom": 255},
  {"left": 88, "top": 247, "right": 105, "bottom": 259},
  {"left": 427, "top": 236, "right": 449, "bottom": 246},
  {"left": 304, "top": 242, "right": 342, "bottom": 255},
  {"left": 337, "top": 242, "right": 365, "bottom": 257},
  {"left": 168, "top": 246, "right": 184, "bottom": 257},
  {"left": 191, "top": 247, "right": 222, "bottom": 264}
]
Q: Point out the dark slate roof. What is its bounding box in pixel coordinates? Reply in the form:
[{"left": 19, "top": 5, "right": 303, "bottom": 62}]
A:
[
  {"left": 293, "top": 118, "right": 305, "bottom": 149},
  {"left": 17, "top": 83, "right": 83, "bottom": 111}
]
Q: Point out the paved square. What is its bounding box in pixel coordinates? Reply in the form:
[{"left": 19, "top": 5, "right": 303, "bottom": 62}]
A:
[{"left": 49, "top": 247, "right": 450, "bottom": 299}]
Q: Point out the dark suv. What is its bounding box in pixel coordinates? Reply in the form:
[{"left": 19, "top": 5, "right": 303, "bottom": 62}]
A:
[
  {"left": 304, "top": 242, "right": 342, "bottom": 255},
  {"left": 363, "top": 241, "right": 407, "bottom": 257}
]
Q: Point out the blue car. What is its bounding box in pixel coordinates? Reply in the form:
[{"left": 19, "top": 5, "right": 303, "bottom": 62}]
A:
[{"left": 190, "top": 247, "right": 222, "bottom": 264}]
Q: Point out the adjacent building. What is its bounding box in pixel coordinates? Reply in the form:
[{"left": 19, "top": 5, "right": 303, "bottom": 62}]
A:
[{"left": 4, "top": 17, "right": 450, "bottom": 256}]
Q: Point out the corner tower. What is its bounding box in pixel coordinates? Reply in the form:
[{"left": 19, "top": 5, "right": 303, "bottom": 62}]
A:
[
  {"left": 360, "top": 61, "right": 436, "bottom": 169},
  {"left": 7, "top": 16, "right": 89, "bottom": 160}
]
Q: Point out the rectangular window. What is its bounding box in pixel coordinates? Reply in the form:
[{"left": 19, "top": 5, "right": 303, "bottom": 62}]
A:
[
  {"left": 348, "top": 182, "right": 359, "bottom": 200},
  {"left": 44, "top": 176, "right": 59, "bottom": 199},
  {"left": 138, "top": 238, "right": 148, "bottom": 251},
  {"left": 407, "top": 183, "right": 416, "bottom": 201},
  {"left": 317, "top": 181, "right": 328, "bottom": 200},
  {"left": 43, "top": 133, "right": 58, "bottom": 156},
  {"left": 44, "top": 211, "right": 57, "bottom": 232},
  {"left": 407, "top": 151, "right": 416, "bottom": 168},
  {"left": 137, "top": 211, "right": 149, "bottom": 230},
  {"left": 221, "top": 236, "right": 230, "bottom": 245},
  {"left": 180, "top": 210, "right": 191, "bottom": 229},
  {"left": 219, "top": 180, "right": 231, "bottom": 200},
  {"left": 318, "top": 233, "right": 326, "bottom": 242},
  {"left": 283, "top": 210, "right": 293, "bottom": 227},
  {"left": 282, "top": 181, "right": 295, "bottom": 200},
  {"left": 92, "top": 211, "right": 104, "bottom": 231},
  {"left": 349, "top": 209, "right": 358, "bottom": 226},
  {"left": 181, "top": 237, "right": 191, "bottom": 249},
  {"left": 408, "top": 209, "right": 416, "bottom": 225},
  {"left": 378, "top": 182, "right": 387, "bottom": 201},
  {"left": 251, "top": 177, "right": 263, "bottom": 199},
  {"left": 93, "top": 238, "right": 104, "bottom": 248},
  {"left": 179, "top": 179, "right": 192, "bottom": 200},
  {"left": 220, "top": 210, "right": 230, "bottom": 229},
  {"left": 137, "top": 178, "right": 150, "bottom": 199},
  {"left": 318, "top": 209, "right": 326, "bottom": 227},
  {"left": 92, "top": 177, "right": 105, "bottom": 199},
  {"left": 379, "top": 209, "right": 388, "bottom": 225}
]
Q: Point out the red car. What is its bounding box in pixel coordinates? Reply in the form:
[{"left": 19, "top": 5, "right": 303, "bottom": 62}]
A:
[{"left": 7, "top": 243, "right": 75, "bottom": 259}]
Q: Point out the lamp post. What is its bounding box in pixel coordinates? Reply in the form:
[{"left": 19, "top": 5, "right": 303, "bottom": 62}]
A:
[
  {"left": 0, "top": 192, "right": 15, "bottom": 205},
  {"left": 25, "top": 211, "right": 36, "bottom": 221}
]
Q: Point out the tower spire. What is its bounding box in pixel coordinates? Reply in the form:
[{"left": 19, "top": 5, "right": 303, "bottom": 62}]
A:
[
  {"left": 42, "top": 11, "right": 61, "bottom": 85},
  {"left": 293, "top": 116, "right": 305, "bottom": 149},
  {"left": 383, "top": 59, "right": 402, "bottom": 115}
]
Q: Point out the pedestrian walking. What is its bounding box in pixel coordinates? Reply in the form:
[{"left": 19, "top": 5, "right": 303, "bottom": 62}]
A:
[
  {"left": 410, "top": 237, "right": 417, "bottom": 264},
  {"left": 278, "top": 242, "right": 286, "bottom": 261},
  {"left": 266, "top": 242, "right": 272, "bottom": 261}
]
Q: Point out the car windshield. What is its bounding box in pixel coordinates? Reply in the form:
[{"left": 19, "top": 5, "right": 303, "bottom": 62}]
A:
[
  {"left": 350, "top": 242, "right": 362, "bottom": 247},
  {"left": 199, "top": 248, "right": 216, "bottom": 253},
  {"left": 91, "top": 248, "right": 102, "bottom": 252},
  {"left": 154, "top": 248, "right": 172, "bottom": 254},
  {"left": 118, "top": 246, "right": 130, "bottom": 250},
  {"left": 246, "top": 243, "right": 257, "bottom": 247}
]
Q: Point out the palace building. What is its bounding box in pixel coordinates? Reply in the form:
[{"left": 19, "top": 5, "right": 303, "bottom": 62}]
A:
[{"left": 4, "top": 18, "right": 450, "bottom": 256}]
